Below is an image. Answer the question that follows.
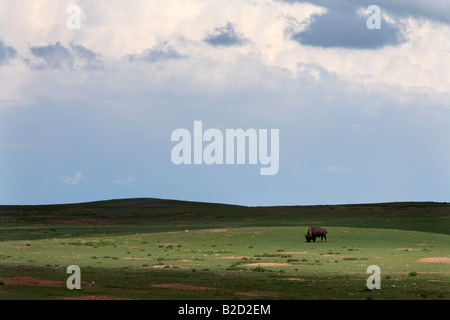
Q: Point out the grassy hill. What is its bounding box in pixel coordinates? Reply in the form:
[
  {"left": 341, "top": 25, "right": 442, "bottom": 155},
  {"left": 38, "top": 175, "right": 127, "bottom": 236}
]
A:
[
  {"left": 1, "top": 198, "right": 448, "bottom": 240},
  {"left": 0, "top": 198, "right": 449, "bottom": 300}
]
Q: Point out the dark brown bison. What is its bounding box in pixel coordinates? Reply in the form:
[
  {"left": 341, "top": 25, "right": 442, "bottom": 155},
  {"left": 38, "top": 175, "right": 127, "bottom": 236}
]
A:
[{"left": 305, "top": 226, "right": 327, "bottom": 242}]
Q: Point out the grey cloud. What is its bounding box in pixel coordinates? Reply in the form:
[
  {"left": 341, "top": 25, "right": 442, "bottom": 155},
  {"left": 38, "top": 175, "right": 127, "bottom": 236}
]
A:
[
  {"left": 69, "top": 44, "right": 103, "bottom": 70},
  {"left": 381, "top": 0, "right": 450, "bottom": 24},
  {"left": 204, "top": 22, "right": 248, "bottom": 47},
  {"left": 27, "top": 42, "right": 103, "bottom": 70},
  {"left": 291, "top": 7, "right": 406, "bottom": 49},
  {"left": 281, "top": 0, "right": 450, "bottom": 24},
  {"left": 29, "top": 42, "right": 73, "bottom": 69},
  {"left": 129, "top": 42, "right": 186, "bottom": 63},
  {"left": 0, "top": 40, "right": 18, "bottom": 66}
]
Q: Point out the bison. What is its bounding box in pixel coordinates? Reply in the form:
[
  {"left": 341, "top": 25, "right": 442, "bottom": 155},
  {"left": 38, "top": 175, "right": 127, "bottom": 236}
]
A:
[{"left": 305, "top": 226, "right": 327, "bottom": 242}]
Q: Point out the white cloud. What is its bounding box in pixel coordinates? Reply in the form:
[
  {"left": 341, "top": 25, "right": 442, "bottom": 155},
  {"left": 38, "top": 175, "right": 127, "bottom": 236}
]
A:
[
  {"left": 116, "top": 176, "right": 136, "bottom": 187},
  {"left": 59, "top": 171, "right": 86, "bottom": 184}
]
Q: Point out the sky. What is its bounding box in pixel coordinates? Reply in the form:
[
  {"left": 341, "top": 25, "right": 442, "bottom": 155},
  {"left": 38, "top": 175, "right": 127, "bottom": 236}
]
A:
[{"left": 0, "top": 0, "right": 449, "bottom": 206}]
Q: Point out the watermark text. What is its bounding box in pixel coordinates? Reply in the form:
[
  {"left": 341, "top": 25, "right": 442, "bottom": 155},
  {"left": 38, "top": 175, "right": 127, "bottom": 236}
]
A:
[{"left": 171, "top": 121, "right": 279, "bottom": 175}]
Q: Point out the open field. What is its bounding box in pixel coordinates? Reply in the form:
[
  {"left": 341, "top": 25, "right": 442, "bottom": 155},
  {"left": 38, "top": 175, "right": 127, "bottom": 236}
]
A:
[{"left": 0, "top": 199, "right": 449, "bottom": 300}]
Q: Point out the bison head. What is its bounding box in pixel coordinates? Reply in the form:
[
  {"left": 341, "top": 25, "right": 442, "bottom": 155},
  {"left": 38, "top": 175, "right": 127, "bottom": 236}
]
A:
[{"left": 305, "top": 235, "right": 312, "bottom": 242}]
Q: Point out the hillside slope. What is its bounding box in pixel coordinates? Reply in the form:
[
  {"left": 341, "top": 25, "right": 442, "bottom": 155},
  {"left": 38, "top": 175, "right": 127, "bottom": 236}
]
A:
[{"left": 0, "top": 199, "right": 448, "bottom": 241}]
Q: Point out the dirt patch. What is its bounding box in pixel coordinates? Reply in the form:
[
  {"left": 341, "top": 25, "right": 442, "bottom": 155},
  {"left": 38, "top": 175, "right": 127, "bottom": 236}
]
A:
[
  {"left": 152, "top": 284, "right": 217, "bottom": 291},
  {"left": 234, "top": 291, "right": 275, "bottom": 297},
  {"left": 244, "top": 263, "right": 292, "bottom": 267},
  {"left": 0, "top": 277, "right": 64, "bottom": 288},
  {"left": 120, "top": 257, "right": 152, "bottom": 260},
  {"left": 150, "top": 265, "right": 187, "bottom": 269},
  {"left": 282, "top": 278, "right": 306, "bottom": 281},
  {"left": 396, "top": 248, "right": 422, "bottom": 251},
  {"left": 415, "top": 241, "right": 441, "bottom": 245},
  {"left": 219, "top": 256, "right": 249, "bottom": 259},
  {"left": 209, "top": 228, "right": 227, "bottom": 233},
  {"left": 418, "top": 258, "right": 450, "bottom": 263},
  {"left": 284, "top": 252, "right": 309, "bottom": 255},
  {"left": 61, "top": 296, "right": 135, "bottom": 300},
  {"left": 0, "top": 290, "right": 16, "bottom": 295}
]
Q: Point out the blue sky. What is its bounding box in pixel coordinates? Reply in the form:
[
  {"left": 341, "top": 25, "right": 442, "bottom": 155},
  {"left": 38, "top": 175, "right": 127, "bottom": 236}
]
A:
[{"left": 0, "top": 0, "right": 449, "bottom": 206}]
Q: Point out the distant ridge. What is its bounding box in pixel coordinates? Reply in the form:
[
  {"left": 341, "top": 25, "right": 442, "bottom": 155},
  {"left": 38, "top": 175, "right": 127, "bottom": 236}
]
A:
[
  {"left": 1, "top": 197, "right": 447, "bottom": 208},
  {"left": 0, "top": 198, "right": 448, "bottom": 239}
]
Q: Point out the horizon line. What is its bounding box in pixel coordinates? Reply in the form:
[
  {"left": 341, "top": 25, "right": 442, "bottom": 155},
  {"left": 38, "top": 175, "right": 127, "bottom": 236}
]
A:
[{"left": 0, "top": 197, "right": 447, "bottom": 208}]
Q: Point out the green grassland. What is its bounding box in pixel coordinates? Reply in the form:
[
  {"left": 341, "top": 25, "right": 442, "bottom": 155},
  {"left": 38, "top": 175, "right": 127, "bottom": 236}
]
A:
[{"left": 0, "top": 199, "right": 448, "bottom": 300}]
